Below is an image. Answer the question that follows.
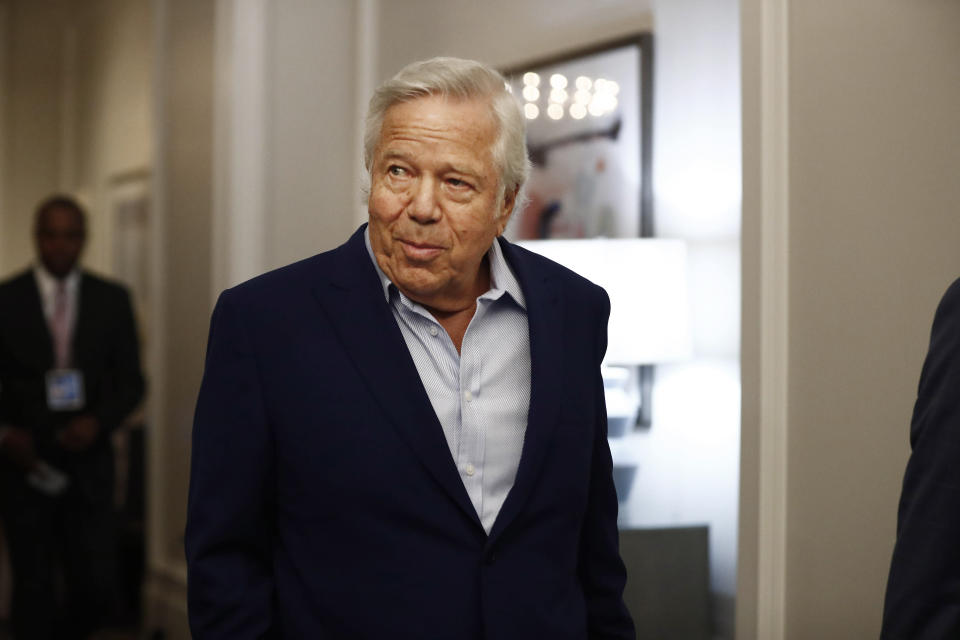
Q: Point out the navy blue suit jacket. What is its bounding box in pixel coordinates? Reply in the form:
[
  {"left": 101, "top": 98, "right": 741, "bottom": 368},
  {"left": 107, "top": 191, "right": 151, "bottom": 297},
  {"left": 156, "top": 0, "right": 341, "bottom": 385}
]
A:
[
  {"left": 185, "top": 226, "right": 634, "bottom": 639},
  {"left": 882, "top": 278, "right": 960, "bottom": 639}
]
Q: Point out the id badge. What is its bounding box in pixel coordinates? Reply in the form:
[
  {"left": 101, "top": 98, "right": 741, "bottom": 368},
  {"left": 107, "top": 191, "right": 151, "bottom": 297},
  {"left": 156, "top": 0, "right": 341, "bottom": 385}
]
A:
[{"left": 46, "top": 369, "right": 85, "bottom": 411}]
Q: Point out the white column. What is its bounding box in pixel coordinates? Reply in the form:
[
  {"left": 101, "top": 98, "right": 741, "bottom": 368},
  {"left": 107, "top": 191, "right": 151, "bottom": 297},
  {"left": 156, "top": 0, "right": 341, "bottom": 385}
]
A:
[
  {"left": 212, "top": 0, "right": 270, "bottom": 301},
  {"left": 740, "top": 0, "right": 790, "bottom": 638},
  {"left": 353, "top": 0, "right": 378, "bottom": 228}
]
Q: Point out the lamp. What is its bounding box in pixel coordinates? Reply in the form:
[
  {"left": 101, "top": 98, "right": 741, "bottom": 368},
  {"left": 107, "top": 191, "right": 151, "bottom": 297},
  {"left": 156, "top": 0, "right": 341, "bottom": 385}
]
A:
[
  {"left": 517, "top": 238, "right": 691, "bottom": 434},
  {"left": 518, "top": 239, "right": 691, "bottom": 503}
]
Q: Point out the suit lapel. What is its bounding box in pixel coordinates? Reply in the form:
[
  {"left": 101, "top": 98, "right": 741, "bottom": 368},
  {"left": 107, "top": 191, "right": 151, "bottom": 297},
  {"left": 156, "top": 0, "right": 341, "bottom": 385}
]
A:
[
  {"left": 311, "top": 227, "right": 482, "bottom": 528},
  {"left": 72, "top": 273, "right": 95, "bottom": 368},
  {"left": 489, "top": 240, "right": 565, "bottom": 543}
]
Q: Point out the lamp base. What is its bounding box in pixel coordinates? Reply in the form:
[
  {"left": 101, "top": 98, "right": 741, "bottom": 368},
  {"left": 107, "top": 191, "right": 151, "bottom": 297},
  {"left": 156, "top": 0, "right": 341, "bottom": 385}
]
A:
[{"left": 612, "top": 464, "right": 638, "bottom": 502}]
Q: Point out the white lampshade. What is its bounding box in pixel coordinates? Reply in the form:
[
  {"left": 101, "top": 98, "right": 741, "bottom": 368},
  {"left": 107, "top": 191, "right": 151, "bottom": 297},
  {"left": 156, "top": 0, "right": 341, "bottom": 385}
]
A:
[{"left": 517, "top": 238, "right": 691, "bottom": 365}]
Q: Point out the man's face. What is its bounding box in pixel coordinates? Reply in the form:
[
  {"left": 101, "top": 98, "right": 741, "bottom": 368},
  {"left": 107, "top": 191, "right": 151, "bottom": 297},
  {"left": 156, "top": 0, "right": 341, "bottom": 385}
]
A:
[
  {"left": 367, "top": 94, "right": 515, "bottom": 311},
  {"left": 35, "top": 206, "right": 85, "bottom": 278}
]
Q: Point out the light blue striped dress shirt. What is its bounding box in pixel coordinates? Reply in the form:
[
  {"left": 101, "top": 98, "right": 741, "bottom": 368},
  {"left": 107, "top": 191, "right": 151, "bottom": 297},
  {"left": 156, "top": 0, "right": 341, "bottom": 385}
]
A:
[{"left": 365, "top": 230, "right": 531, "bottom": 533}]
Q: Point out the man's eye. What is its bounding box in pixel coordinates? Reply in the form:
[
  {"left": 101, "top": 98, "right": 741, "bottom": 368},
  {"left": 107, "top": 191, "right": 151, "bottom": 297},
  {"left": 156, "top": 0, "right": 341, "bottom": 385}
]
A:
[
  {"left": 388, "top": 166, "right": 406, "bottom": 176},
  {"left": 447, "top": 178, "right": 469, "bottom": 188}
]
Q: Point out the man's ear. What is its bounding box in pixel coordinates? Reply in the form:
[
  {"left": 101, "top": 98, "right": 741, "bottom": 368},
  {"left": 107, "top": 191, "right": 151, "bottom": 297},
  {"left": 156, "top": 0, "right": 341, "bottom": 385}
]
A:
[{"left": 496, "top": 187, "right": 519, "bottom": 236}]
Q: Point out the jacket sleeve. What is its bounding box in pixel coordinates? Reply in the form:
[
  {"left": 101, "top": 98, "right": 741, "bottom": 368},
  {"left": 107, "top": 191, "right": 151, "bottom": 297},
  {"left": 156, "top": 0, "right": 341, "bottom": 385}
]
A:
[
  {"left": 185, "top": 290, "right": 277, "bottom": 638},
  {"left": 579, "top": 288, "right": 636, "bottom": 639},
  {"left": 881, "top": 278, "right": 960, "bottom": 639},
  {"left": 93, "top": 286, "right": 146, "bottom": 433}
]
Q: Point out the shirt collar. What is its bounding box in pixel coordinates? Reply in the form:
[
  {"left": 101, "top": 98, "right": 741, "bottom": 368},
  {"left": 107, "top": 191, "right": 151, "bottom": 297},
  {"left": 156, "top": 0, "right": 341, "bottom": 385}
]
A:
[
  {"left": 364, "top": 226, "right": 526, "bottom": 310},
  {"left": 33, "top": 263, "right": 80, "bottom": 299}
]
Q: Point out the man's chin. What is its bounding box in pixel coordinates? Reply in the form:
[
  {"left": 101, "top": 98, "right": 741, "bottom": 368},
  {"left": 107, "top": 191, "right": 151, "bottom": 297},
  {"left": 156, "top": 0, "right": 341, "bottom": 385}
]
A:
[
  {"left": 394, "top": 278, "right": 442, "bottom": 303},
  {"left": 45, "top": 263, "right": 76, "bottom": 279}
]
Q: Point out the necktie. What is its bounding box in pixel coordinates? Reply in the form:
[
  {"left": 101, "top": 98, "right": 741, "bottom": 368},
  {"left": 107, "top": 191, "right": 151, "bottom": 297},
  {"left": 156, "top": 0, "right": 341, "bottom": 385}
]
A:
[{"left": 51, "top": 282, "right": 71, "bottom": 368}]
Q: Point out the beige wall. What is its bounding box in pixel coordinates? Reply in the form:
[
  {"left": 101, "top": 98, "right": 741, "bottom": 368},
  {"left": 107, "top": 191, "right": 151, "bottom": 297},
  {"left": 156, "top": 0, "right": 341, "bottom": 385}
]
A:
[
  {"left": 0, "top": 0, "right": 152, "bottom": 277},
  {"left": 0, "top": 0, "right": 70, "bottom": 275},
  {"left": 73, "top": 0, "right": 154, "bottom": 269},
  {"left": 741, "top": 0, "right": 960, "bottom": 637},
  {"left": 265, "top": 0, "right": 358, "bottom": 269},
  {"left": 787, "top": 0, "right": 960, "bottom": 636},
  {"left": 154, "top": 0, "right": 215, "bottom": 566}
]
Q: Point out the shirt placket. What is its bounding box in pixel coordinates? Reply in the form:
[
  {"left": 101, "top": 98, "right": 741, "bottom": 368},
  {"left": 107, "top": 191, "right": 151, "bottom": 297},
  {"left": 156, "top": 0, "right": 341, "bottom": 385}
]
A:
[{"left": 457, "top": 302, "right": 488, "bottom": 522}]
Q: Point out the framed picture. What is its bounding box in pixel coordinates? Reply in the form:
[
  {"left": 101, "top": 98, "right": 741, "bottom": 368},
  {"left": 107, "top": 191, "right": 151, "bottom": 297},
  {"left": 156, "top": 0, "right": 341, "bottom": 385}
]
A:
[{"left": 503, "top": 34, "right": 653, "bottom": 241}]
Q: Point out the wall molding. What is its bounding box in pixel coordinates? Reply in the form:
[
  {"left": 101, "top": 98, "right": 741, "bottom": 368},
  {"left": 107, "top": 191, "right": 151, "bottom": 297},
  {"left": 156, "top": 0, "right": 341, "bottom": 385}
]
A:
[
  {"left": 147, "top": 0, "right": 171, "bottom": 584},
  {"left": 755, "top": 0, "right": 790, "bottom": 637},
  {"left": 144, "top": 559, "right": 190, "bottom": 640},
  {"left": 0, "top": 2, "right": 7, "bottom": 270},
  {"left": 352, "top": 0, "right": 377, "bottom": 228}
]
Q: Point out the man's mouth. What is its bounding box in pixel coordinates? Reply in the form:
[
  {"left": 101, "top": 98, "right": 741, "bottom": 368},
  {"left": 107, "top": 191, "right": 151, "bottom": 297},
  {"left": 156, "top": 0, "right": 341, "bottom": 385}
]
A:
[{"left": 399, "top": 239, "right": 444, "bottom": 261}]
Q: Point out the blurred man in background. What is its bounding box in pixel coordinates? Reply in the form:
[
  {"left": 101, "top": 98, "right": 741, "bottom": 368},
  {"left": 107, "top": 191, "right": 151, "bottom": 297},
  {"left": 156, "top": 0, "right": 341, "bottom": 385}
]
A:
[{"left": 0, "top": 195, "right": 144, "bottom": 639}]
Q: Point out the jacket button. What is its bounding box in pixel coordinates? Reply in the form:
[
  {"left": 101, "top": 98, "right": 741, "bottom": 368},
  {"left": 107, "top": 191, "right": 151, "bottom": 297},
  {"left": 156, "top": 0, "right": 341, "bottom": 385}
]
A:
[{"left": 484, "top": 551, "right": 496, "bottom": 566}]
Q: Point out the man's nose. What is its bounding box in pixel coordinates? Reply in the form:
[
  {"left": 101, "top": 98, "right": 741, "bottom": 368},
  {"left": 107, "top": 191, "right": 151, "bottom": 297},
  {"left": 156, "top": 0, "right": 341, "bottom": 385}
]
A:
[{"left": 406, "top": 177, "right": 441, "bottom": 223}]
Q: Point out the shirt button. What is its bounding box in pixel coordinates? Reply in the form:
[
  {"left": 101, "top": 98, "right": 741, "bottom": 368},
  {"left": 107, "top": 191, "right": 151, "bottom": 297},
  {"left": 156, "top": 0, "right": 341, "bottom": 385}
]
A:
[
  {"left": 464, "top": 391, "right": 473, "bottom": 402},
  {"left": 429, "top": 326, "right": 439, "bottom": 337},
  {"left": 465, "top": 463, "right": 475, "bottom": 476}
]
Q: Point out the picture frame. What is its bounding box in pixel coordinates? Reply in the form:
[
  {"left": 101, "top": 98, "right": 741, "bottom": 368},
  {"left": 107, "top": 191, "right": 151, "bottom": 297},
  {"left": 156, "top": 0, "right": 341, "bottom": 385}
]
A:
[{"left": 502, "top": 33, "right": 653, "bottom": 241}]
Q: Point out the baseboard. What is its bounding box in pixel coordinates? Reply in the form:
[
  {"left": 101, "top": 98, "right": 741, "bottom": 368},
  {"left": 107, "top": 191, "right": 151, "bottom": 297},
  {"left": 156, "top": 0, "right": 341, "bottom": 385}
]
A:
[{"left": 143, "top": 563, "right": 189, "bottom": 640}]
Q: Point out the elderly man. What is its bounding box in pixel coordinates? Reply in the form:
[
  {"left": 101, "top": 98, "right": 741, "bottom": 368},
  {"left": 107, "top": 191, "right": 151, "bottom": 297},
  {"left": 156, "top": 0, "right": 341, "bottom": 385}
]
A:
[
  {"left": 0, "top": 195, "right": 144, "bottom": 639},
  {"left": 186, "top": 57, "right": 634, "bottom": 639}
]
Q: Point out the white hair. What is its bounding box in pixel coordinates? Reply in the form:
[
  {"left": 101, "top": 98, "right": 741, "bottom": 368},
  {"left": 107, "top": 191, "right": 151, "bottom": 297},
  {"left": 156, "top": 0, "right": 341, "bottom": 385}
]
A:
[{"left": 362, "top": 56, "right": 530, "bottom": 217}]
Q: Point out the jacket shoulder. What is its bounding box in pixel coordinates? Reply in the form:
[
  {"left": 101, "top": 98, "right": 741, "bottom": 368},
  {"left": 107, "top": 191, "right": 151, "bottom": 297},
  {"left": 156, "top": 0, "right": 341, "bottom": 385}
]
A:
[
  {"left": 226, "top": 251, "right": 332, "bottom": 300},
  {"left": 933, "top": 277, "right": 960, "bottom": 323},
  {"left": 217, "top": 236, "right": 361, "bottom": 318},
  {"left": 81, "top": 270, "right": 133, "bottom": 298},
  {"left": 503, "top": 241, "right": 609, "bottom": 306},
  {"left": 0, "top": 269, "right": 35, "bottom": 295}
]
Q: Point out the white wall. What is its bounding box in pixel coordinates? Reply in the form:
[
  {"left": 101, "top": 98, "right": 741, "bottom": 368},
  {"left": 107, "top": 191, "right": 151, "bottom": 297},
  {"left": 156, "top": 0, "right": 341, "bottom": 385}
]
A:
[
  {"left": 376, "top": 0, "right": 653, "bottom": 76},
  {"left": 631, "top": 0, "right": 742, "bottom": 592}
]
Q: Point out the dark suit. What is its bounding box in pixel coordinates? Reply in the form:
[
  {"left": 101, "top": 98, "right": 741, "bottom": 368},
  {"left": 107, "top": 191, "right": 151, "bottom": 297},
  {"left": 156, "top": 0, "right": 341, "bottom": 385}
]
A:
[
  {"left": 186, "top": 225, "right": 634, "bottom": 639},
  {"left": 882, "top": 277, "right": 960, "bottom": 639},
  {"left": 0, "top": 268, "right": 144, "bottom": 639}
]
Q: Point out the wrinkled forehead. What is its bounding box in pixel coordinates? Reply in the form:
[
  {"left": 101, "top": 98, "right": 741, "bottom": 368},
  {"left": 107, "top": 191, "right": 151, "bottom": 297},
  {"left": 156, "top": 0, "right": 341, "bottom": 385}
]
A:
[{"left": 376, "top": 96, "right": 498, "bottom": 160}]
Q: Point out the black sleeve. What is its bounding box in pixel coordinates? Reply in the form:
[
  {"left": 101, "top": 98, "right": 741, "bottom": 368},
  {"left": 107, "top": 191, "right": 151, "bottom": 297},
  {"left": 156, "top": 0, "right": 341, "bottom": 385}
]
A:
[
  {"left": 93, "top": 286, "right": 146, "bottom": 433},
  {"left": 185, "top": 290, "right": 277, "bottom": 638},
  {"left": 579, "top": 287, "right": 636, "bottom": 639},
  {"left": 881, "top": 278, "right": 960, "bottom": 639}
]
